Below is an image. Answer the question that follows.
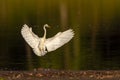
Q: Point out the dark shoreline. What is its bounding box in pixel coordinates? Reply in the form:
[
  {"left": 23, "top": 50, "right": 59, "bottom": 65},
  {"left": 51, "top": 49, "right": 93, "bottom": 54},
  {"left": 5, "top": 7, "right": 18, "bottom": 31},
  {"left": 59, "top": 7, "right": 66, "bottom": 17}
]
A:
[{"left": 0, "top": 69, "right": 120, "bottom": 80}]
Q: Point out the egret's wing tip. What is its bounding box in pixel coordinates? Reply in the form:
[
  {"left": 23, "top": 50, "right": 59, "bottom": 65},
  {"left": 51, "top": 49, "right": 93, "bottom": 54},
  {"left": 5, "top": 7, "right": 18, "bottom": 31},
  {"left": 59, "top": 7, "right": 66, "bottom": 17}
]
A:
[{"left": 23, "top": 24, "right": 28, "bottom": 27}]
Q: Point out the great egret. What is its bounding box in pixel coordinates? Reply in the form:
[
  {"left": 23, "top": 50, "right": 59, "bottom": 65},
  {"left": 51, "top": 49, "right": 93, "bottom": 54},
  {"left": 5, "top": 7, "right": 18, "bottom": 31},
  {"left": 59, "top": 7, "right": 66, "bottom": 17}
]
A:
[{"left": 21, "top": 24, "right": 74, "bottom": 56}]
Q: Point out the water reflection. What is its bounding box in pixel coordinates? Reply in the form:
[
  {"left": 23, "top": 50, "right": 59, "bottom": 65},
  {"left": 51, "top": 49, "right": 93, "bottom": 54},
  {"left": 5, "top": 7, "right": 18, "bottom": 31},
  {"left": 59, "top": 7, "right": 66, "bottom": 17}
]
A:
[{"left": 0, "top": 0, "right": 120, "bottom": 70}]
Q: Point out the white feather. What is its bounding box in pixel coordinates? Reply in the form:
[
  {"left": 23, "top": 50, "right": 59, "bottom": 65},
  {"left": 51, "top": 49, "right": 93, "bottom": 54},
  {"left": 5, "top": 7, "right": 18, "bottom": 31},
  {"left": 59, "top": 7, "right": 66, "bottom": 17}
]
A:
[
  {"left": 45, "top": 29, "right": 74, "bottom": 52},
  {"left": 21, "top": 24, "right": 40, "bottom": 48},
  {"left": 21, "top": 24, "right": 74, "bottom": 56}
]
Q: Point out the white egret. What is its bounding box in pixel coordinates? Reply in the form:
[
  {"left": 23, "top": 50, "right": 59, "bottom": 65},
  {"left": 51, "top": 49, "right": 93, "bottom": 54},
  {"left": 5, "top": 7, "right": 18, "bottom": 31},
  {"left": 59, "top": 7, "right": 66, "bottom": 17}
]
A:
[{"left": 21, "top": 24, "right": 74, "bottom": 56}]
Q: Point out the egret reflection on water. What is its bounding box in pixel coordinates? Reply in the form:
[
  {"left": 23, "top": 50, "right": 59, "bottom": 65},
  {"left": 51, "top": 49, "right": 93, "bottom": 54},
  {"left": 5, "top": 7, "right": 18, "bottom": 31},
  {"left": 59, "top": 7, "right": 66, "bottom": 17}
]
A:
[{"left": 21, "top": 24, "right": 74, "bottom": 56}]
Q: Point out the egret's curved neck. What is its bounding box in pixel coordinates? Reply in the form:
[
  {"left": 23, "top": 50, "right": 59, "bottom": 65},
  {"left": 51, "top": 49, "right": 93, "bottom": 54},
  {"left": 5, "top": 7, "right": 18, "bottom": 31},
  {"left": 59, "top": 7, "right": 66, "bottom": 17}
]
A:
[{"left": 43, "top": 26, "right": 46, "bottom": 39}]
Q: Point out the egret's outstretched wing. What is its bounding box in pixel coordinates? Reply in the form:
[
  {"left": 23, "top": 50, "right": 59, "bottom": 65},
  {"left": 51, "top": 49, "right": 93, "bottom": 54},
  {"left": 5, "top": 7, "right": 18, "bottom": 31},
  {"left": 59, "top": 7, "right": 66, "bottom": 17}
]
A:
[
  {"left": 21, "top": 24, "right": 40, "bottom": 48},
  {"left": 45, "top": 29, "right": 74, "bottom": 52}
]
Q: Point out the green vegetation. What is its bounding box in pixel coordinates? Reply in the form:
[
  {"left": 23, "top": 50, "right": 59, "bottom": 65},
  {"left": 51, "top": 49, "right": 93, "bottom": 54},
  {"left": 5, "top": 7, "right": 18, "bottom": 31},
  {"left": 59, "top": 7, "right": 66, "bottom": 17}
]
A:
[{"left": 0, "top": 77, "right": 5, "bottom": 80}]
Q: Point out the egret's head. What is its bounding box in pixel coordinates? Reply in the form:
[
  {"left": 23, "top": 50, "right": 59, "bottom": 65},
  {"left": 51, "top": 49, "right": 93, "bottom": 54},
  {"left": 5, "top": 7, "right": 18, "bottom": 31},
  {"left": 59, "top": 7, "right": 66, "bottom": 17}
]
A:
[{"left": 44, "top": 24, "right": 51, "bottom": 28}]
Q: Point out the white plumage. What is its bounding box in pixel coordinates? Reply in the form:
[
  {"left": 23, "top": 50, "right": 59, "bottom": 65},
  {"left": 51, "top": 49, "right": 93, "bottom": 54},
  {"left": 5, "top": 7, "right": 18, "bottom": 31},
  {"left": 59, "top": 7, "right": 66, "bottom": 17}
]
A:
[{"left": 21, "top": 24, "right": 74, "bottom": 56}]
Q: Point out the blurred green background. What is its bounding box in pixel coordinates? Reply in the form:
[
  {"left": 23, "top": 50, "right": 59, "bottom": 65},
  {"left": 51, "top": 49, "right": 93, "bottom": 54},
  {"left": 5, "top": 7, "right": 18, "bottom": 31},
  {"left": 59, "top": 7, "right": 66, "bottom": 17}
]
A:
[{"left": 0, "top": 0, "right": 120, "bottom": 70}]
